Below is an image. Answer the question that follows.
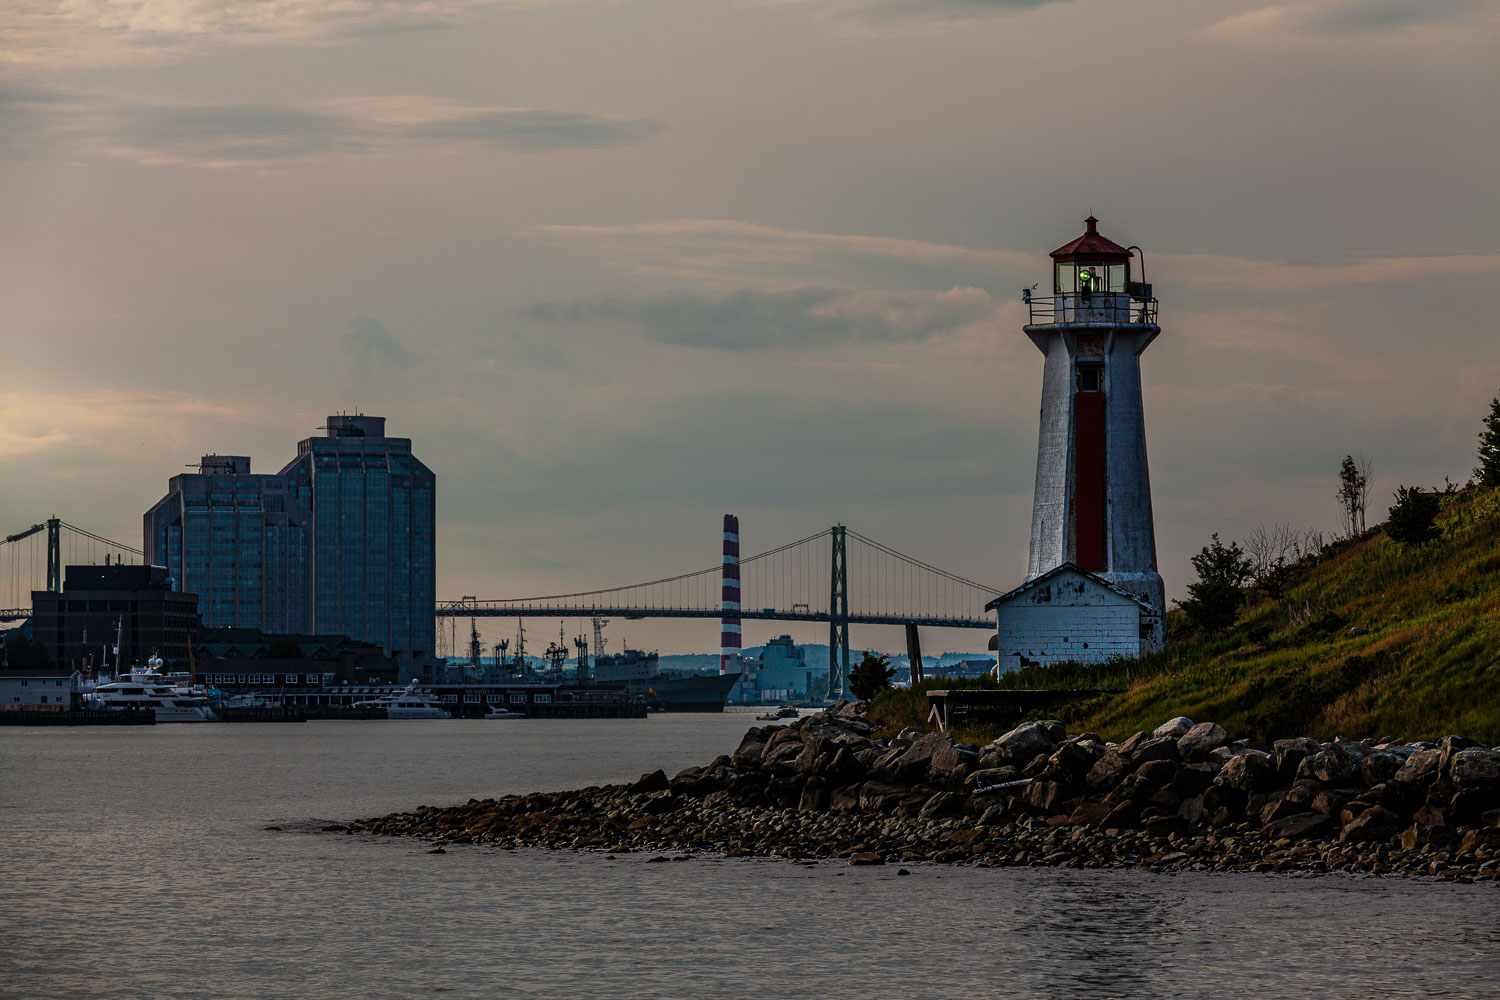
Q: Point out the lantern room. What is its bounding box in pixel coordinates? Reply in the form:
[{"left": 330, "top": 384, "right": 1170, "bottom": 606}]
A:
[{"left": 1050, "top": 216, "right": 1132, "bottom": 294}]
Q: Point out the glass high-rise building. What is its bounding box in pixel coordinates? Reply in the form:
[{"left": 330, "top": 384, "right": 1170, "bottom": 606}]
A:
[
  {"left": 143, "top": 455, "right": 312, "bottom": 634},
  {"left": 278, "top": 415, "right": 436, "bottom": 665},
  {"left": 142, "top": 417, "right": 436, "bottom": 667}
]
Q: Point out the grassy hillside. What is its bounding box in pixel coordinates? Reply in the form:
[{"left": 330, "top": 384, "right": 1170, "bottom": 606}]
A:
[{"left": 877, "top": 486, "right": 1500, "bottom": 745}]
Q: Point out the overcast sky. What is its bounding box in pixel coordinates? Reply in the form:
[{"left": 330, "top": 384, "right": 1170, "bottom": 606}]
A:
[{"left": 3, "top": 0, "right": 1498, "bottom": 655}]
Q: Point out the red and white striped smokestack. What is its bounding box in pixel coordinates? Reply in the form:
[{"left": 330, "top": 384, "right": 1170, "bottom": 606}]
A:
[{"left": 719, "top": 514, "right": 741, "bottom": 676}]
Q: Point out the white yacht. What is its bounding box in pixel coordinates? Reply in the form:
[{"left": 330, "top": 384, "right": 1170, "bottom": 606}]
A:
[
  {"left": 483, "top": 704, "right": 525, "bottom": 720},
  {"left": 352, "top": 682, "right": 450, "bottom": 720},
  {"left": 87, "top": 658, "right": 218, "bottom": 723}
]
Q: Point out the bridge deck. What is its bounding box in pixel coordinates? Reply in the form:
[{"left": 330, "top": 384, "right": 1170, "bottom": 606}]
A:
[{"left": 435, "top": 605, "right": 993, "bottom": 629}]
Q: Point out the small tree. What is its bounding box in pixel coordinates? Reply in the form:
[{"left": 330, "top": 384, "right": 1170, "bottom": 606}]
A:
[
  {"left": 1177, "top": 533, "right": 1253, "bottom": 635},
  {"left": 1477, "top": 393, "right": 1500, "bottom": 488},
  {"left": 1385, "top": 485, "right": 1440, "bottom": 545},
  {"left": 848, "top": 651, "right": 895, "bottom": 702},
  {"left": 1336, "top": 454, "right": 1373, "bottom": 538}
]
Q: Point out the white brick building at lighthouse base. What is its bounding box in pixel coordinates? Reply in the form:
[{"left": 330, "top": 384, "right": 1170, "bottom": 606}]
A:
[{"left": 985, "top": 563, "right": 1163, "bottom": 671}]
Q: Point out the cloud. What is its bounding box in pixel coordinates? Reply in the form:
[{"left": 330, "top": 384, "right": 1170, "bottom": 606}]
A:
[
  {"left": 1, "top": 90, "right": 663, "bottom": 167},
  {"left": 1205, "top": 0, "right": 1499, "bottom": 45},
  {"left": 342, "top": 316, "right": 418, "bottom": 382},
  {"left": 523, "top": 285, "right": 999, "bottom": 349},
  {"left": 1, "top": 0, "right": 584, "bottom": 70}
]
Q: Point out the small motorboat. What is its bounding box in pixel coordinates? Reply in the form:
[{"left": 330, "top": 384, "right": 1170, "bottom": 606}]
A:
[
  {"left": 755, "top": 705, "right": 800, "bottom": 722},
  {"left": 483, "top": 705, "right": 525, "bottom": 720}
]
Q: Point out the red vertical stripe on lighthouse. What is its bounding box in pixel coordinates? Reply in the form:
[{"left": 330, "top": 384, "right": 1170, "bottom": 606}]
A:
[{"left": 1073, "top": 392, "right": 1106, "bottom": 570}]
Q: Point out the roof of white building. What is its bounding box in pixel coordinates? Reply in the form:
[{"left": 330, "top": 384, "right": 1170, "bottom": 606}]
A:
[{"left": 984, "top": 562, "right": 1154, "bottom": 612}]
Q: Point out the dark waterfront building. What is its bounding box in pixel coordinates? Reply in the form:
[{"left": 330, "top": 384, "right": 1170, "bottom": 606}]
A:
[
  {"left": 278, "top": 416, "right": 436, "bottom": 668},
  {"left": 143, "top": 455, "right": 312, "bottom": 634},
  {"left": 30, "top": 565, "right": 199, "bottom": 672},
  {"left": 194, "top": 626, "right": 400, "bottom": 688}
]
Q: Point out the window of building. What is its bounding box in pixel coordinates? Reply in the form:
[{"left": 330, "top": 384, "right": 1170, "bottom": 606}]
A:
[
  {"left": 463, "top": 693, "right": 479, "bottom": 703},
  {"left": 509, "top": 693, "right": 525, "bottom": 704},
  {"left": 442, "top": 694, "right": 458, "bottom": 703},
  {"left": 1077, "top": 365, "right": 1102, "bottom": 392},
  {"left": 535, "top": 694, "right": 552, "bottom": 704}
]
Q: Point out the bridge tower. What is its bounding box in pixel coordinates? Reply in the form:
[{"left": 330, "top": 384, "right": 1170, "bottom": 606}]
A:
[
  {"left": 826, "top": 525, "right": 850, "bottom": 700},
  {"left": 46, "top": 517, "right": 60, "bottom": 592},
  {"left": 1023, "top": 216, "right": 1165, "bottom": 621}
]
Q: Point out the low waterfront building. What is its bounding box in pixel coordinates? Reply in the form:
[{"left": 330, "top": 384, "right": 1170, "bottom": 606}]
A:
[
  {"left": 0, "top": 668, "right": 81, "bottom": 711},
  {"left": 195, "top": 627, "right": 401, "bottom": 688},
  {"left": 30, "top": 565, "right": 200, "bottom": 673},
  {"left": 985, "top": 563, "right": 1162, "bottom": 670}
]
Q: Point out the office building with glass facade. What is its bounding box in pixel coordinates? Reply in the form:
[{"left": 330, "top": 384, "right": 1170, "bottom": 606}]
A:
[
  {"left": 278, "top": 416, "right": 436, "bottom": 667},
  {"left": 143, "top": 456, "right": 312, "bottom": 634}
]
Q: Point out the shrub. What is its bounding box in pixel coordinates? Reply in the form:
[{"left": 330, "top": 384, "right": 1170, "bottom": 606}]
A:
[
  {"left": 1177, "top": 533, "right": 1253, "bottom": 634},
  {"left": 1385, "top": 486, "right": 1440, "bottom": 545},
  {"left": 848, "top": 651, "right": 895, "bottom": 702}
]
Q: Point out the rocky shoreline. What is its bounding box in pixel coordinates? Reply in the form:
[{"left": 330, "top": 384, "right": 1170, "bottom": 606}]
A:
[{"left": 335, "top": 703, "right": 1500, "bottom": 882}]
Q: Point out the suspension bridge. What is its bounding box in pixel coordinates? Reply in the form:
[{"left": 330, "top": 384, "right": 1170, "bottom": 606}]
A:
[
  {"left": 3, "top": 515, "right": 1000, "bottom": 698},
  {"left": 436, "top": 522, "right": 1000, "bottom": 698},
  {"left": 1, "top": 518, "right": 145, "bottom": 621}
]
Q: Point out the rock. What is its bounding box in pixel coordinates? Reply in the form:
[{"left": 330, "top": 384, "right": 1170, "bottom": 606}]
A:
[
  {"left": 1101, "top": 802, "right": 1140, "bottom": 830},
  {"left": 897, "top": 727, "right": 924, "bottom": 742},
  {"left": 1116, "top": 731, "right": 1150, "bottom": 758},
  {"left": 1300, "top": 746, "right": 1363, "bottom": 787},
  {"left": 1135, "top": 759, "right": 1179, "bottom": 788},
  {"left": 1145, "top": 814, "right": 1190, "bottom": 839},
  {"left": 897, "top": 868, "right": 911, "bottom": 876},
  {"left": 964, "top": 767, "right": 1020, "bottom": 790},
  {"left": 642, "top": 792, "right": 681, "bottom": 815},
  {"left": 1359, "top": 752, "right": 1403, "bottom": 787},
  {"left": 929, "top": 744, "right": 980, "bottom": 783},
  {"left": 948, "top": 828, "right": 983, "bottom": 844},
  {"left": 1086, "top": 752, "right": 1131, "bottom": 791},
  {"left": 1024, "top": 778, "right": 1078, "bottom": 815},
  {"left": 799, "top": 776, "right": 831, "bottom": 812},
  {"left": 1450, "top": 748, "right": 1500, "bottom": 786},
  {"left": 1201, "top": 782, "right": 1245, "bottom": 821},
  {"left": 848, "top": 852, "right": 885, "bottom": 866},
  {"left": 1103, "top": 774, "right": 1151, "bottom": 807},
  {"left": 1348, "top": 626, "right": 1369, "bottom": 637},
  {"left": 1482, "top": 808, "right": 1500, "bottom": 829},
  {"left": 918, "top": 792, "right": 965, "bottom": 820},
  {"left": 1311, "top": 788, "right": 1357, "bottom": 816},
  {"left": 1262, "top": 812, "right": 1335, "bottom": 840},
  {"left": 1177, "top": 796, "right": 1205, "bottom": 825},
  {"left": 630, "top": 770, "right": 670, "bottom": 794},
  {"left": 1130, "top": 737, "right": 1182, "bottom": 765},
  {"left": 1153, "top": 716, "right": 1194, "bottom": 739},
  {"left": 1260, "top": 795, "right": 1305, "bottom": 825},
  {"left": 1221, "top": 752, "right": 1277, "bottom": 793},
  {"left": 1167, "top": 763, "right": 1217, "bottom": 797},
  {"left": 829, "top": 784, "right": 864, "bottom": 813},
  {"left": 1393, "top": 747, "right": 1442, "bottom": 785},
  {"left": 1460, "top": 828, "right": 1500, "bottom": 852},
  {"left": 1067, "top": 801, "right": 1112, "bottom": 826},
  {"left": 986, "top": 721, "right": 1058, "bottom": 764},
  {"left": 731, "top": 730, "right": 770, "bottom": 769},
  {"left": 1048, "top": 741, "right": 1103, "bottom": 785},
  {"left": 1339, "top": 805, "right": 1402, "bottom": 844},
  {"left": 977, "top": 804, "right": 1010, "bottom": 827},
  {"left": 1177, "top": 722, "right": 1229, "bottom": 763},
  {"left": 427, "top": 847, "right": 446, "bottom": 854},
  {"left": 1272, "top": 738, "right": 1321, "bottom": 783}
]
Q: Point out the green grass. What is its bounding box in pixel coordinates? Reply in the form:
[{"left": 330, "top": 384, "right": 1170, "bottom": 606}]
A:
[{"left": 897, "top": 486, "right": 1500, "bottom": 745}]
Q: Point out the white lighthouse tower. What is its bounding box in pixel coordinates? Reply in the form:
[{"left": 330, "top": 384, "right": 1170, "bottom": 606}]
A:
[{"left": 1023, "top": 216, "right": 1165, "bottom": 619}]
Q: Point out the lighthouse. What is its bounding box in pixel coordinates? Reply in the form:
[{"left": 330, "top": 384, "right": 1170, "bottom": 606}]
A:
[{"left": 987, "top": 216, "right": 1165, "bottom": 668}]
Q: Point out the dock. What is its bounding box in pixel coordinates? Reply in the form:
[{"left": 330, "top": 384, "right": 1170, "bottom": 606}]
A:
[
  {"left": 0, "top": 709, "right": 156, "bottom": 726},
  {"left": 926, "top": 688, "right": 1124, "bottom": 732}
]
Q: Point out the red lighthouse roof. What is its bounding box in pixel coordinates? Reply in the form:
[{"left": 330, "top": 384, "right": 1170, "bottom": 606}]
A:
[{"left": 1049, "top": 216, "right": 1133, "bottom": 263}]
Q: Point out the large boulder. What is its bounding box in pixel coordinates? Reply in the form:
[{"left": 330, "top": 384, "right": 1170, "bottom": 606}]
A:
[
  {"left": 985, "top": 721, "right": 1058, "bottom": 764},
  {"left": 1048, "top": 740, "right": 1104, "bottom": 786},
  {"left": 1086, "top": 752, "right": 1131, "bottom": 791},
  {"left": 1359, "top": 752, "right": 1403, "bottom": 787},
  {"left": 1272, "top": 737, "right": 1321, "bottom": 783},
  {"left": 1023, "top": 778, "right": 1078, "bottom": 815},
  {"left": 1339, "top": 805, "right": 1403, "bottom": 844},
  {"left": 1263, "top": 812, "right": 1336, "bottom": 840},
  {"left": 1153, "top": 717, "right": 1194, "bottom": 740},
  {"left": 1177, "top": 722, "right": 1229, "bottom": 763},
  {"left": 1393, "top": 747, "right": 1442, "bottom": 785},
  {"left": 1449, "top": 748, "right": 1500, "bottom": 787},
  {"left": 1167, "top": 763, "right": 1217, "bottom": 797},
  {"left": 1131, "top": 737, "right": 1183, "bottom": 765},
  {"left": 964, "top": 767, "right": 1020, "bottom": 790},
  {"left": 929, "top": 744, "right": 980, "bottom": 783},
  {"left": 1299, "top": 743, "right": 1364, "bottom": 787},
  {"left": 1220, "top": 752, "right": 1277, "bottom": 792}
]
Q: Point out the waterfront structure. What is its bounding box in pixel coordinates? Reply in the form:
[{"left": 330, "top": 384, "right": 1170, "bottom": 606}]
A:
[
  {"left": 994, "top": 217, "right": 1167, "bottom": 666},
  {"left": 0, "top": 668, "right": 80, "bottom": 710},
  {"left": 143, "top": 455, "right": 312, "bottom": 633},
  {"left": 279, "top": 415, "right": 436, "bottom": 669},
  {"left": 986, "top": 564, "right": 1161, "bottom": 669},
  {"left": 729, "top": 635, "right": 827, "bottom": 703},
  {"left": 195, "top": 626, "right": 401, "bottom": 688},
  {"left": 30, "top": 565, "right": 200, "bottom": 672}
]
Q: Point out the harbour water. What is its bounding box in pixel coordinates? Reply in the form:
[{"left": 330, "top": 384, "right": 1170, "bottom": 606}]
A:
[{"left": 3, "top": 714, "right": 1498, "bottom": 999}]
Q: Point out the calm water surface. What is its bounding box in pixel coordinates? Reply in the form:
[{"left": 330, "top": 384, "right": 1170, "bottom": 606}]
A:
[{"left": 3, "top": 713, "right": 1497, "bottom": 999}]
